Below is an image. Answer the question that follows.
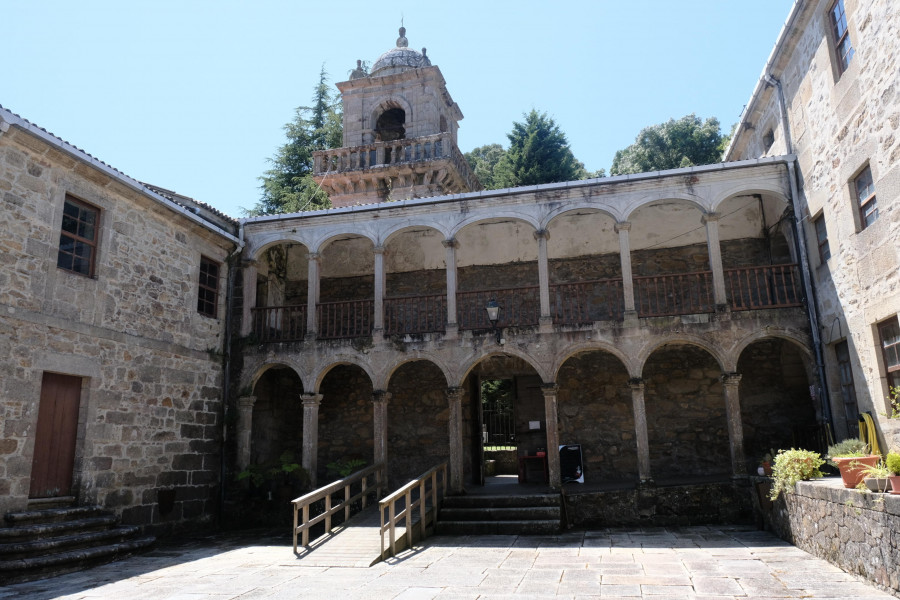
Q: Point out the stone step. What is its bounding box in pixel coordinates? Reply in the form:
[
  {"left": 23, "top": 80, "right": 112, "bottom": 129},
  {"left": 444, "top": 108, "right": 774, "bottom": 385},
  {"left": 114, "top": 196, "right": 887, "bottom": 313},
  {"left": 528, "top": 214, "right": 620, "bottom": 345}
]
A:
[
  {"left": 441, "top": 494, "right": 560, "bottom": 509},
  {"left": 439, "top": 506, "right": 560, "bottom": 522},
  {"left": 0, "top": 515, "right": 119, "bottom": 542},
  {"left": 435, "top": 519, "right": 560, "bottom": 536},
  {"left": 0, "top": 536, "right": 155, "bottom": 585},
  {"left": 5, "top": 505, "right": 108, "bottom": 526},
  {"left": 0, "top": 525, "right": 142, "bottom": 560}
]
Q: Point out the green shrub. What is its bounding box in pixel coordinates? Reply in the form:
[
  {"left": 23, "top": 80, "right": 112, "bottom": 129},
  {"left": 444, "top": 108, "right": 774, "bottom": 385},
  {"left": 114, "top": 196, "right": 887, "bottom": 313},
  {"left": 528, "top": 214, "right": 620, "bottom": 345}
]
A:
[
  {"left": 827, "top": 438, "right": 869, "bottom": 459},
  {"left": 886, "top": 452, "right": 900, "bottom": 476},
  {"left": 769, "top": 448, "right": 825, "bottom": 500}
]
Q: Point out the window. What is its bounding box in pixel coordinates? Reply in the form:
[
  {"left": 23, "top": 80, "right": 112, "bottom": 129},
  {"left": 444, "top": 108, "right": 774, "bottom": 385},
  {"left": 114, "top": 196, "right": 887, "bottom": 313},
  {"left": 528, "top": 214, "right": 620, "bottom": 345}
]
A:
[
  {"left": 830, "top": 0, "right": 854, "bottom": 74},
  {"left": 878, "top": 317, "right": 900, "bottom": 389},
  {"left": 197, "top": 256, "right": 220, "bottom": 318},
  {"left": 854, "top": 166, "right": 877, "bottom": 229},
  {"left": 762, "top": 129, "right": 775, "bottom": 154},
  {"left": 835, "top": 341, "right": 858, "bottom": 437},
  {"left": 814, "top": 214, "right": 830, "bottom": 262},
  {"left": 57, "top": 195, "right": 99, "bottom": 277}
]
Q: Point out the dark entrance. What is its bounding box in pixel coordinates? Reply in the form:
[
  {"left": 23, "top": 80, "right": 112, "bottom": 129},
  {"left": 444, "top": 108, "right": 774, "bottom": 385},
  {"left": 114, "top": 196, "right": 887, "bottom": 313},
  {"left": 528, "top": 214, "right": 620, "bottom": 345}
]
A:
[{"left": 30, "top": 372, "right": 82, "bottom": 498}]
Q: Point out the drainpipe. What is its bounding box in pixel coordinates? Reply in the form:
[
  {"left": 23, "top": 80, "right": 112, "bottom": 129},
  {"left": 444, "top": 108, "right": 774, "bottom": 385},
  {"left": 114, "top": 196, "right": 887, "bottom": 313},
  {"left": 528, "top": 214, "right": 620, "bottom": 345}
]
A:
[
  {"left": 219, "top": 222, "right": 245, "bottom": 526},
  {"left": 765, "top": 74, "right": 833, "bottom": 431}
]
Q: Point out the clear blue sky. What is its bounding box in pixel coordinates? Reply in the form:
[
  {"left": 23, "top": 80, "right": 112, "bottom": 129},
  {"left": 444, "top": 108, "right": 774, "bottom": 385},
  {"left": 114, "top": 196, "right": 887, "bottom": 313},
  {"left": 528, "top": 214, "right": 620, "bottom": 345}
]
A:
[{"left": 2, "top": 1, "right": 792, "bottom": 218}]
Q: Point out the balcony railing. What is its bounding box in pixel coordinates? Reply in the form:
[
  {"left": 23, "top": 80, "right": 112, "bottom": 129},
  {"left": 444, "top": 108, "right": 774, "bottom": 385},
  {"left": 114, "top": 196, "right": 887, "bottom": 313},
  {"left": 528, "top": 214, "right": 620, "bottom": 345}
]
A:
[
  {"left": 725, "top": 264, "right": 802, "bottom": 311},
  {"left": 457, "top": 286, "right": 540, "bottom": 330},
  {"left": 316, "top": 299, "right": 374, "bottom": 340},
  {"left": 634, "top": 271, "right": 714, "bottom": 317},
  {"left": 250, "top": 305, "right": 307, "bottom": 343},
  {"left": 551, "top": 278, "right": 624, "bottom": 325},
  {"left": 384, "top": 294, "right": 447, "bottom": 335},
  {"left": 250, "top": 265, "right": 805, "bottom": 342}
]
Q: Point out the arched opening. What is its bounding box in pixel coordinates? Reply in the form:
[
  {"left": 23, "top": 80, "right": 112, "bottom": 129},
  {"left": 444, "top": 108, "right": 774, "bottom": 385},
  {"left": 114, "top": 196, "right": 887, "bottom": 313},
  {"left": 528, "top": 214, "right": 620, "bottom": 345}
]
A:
[
  {"left": 383, "top": 227, "right": 447, "bottom": 335},
  {"left": 252, "top": 242, "right": 309, "bottom": 342},
  {"left": 319, "top": 234, "right": 375, "bottom": 339},
  {"left": 557, "top": 350, "right": 636, "bottom": 483},
  {"left": 643, "top": 344, "right": 730, "bottom": 480},
  {"left": 376, "top": 108, "right": 406, "bottom": 142},
  {"left": 461, "top": 355, "right": 545, "bottom": 488},
  {"left": 386, "top": 360, "right": 449, "bottom": 487},
  {"left": 318, "top": 364, "right": 374, "bottom": 482},
  {"left": 738, "top": 338, "right": 819, "bottom": 463}
]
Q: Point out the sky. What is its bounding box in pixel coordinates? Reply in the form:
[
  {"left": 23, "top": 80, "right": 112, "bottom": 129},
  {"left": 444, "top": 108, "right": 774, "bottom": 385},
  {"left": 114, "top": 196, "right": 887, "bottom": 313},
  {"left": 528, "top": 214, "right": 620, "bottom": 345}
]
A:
[{"left": 2, "top": 1, "right": 793, "bottom": 218}]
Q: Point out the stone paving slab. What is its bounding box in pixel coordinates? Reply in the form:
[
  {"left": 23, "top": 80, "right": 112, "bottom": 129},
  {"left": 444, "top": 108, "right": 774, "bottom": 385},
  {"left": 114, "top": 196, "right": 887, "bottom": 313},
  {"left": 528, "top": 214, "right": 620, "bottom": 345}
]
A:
[{"left": 0, "top": 525, "right": 896, "bottom": 600}]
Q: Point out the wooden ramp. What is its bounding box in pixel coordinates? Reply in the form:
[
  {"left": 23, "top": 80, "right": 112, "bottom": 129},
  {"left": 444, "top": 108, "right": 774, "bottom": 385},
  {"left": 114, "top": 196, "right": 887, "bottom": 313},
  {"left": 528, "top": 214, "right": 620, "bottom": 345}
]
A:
[{"left": 293, "top": 505, "right": 411, "bottom": 568}]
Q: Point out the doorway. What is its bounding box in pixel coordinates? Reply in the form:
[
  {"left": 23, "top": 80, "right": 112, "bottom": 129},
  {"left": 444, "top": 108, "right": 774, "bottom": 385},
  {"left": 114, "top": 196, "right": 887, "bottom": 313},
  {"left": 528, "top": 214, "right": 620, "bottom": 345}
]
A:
[{"left": 30, "top": 372, "right": 82, "bottom": 498}]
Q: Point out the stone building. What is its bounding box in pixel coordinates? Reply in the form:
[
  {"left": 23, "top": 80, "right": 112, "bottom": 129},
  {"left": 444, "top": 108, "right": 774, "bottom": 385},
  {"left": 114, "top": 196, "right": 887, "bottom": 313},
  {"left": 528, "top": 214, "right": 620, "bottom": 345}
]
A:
[
  {"left": 0, "top": 107, "right": 240, "bottom": 533},
  {"left": 726, "top": 0, "right": 900, "bottom": 450},
  {"left": 234, "top": 28, "right": 824, "bottom": 506}
]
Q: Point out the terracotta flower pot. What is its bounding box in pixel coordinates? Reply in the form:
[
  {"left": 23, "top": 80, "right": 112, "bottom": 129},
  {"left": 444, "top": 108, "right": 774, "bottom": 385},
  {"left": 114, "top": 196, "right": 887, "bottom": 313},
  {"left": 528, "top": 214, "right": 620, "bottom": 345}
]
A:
[
  {"left": 832, "top": 455, "right": 880, "bottom": 488},
  {"left": 889, "top": 474, "right": 900, "bottom": 495}
]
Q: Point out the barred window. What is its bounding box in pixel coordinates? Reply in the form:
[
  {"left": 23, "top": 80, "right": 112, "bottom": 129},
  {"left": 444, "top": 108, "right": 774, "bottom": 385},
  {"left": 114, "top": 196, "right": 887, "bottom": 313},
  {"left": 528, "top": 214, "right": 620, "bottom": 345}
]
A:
[
  {"left": 57, "top": 195, "right": 99, "bottom": 277},
  {"left": 197, "top": 256, "right": 220, "bottom": 318}
]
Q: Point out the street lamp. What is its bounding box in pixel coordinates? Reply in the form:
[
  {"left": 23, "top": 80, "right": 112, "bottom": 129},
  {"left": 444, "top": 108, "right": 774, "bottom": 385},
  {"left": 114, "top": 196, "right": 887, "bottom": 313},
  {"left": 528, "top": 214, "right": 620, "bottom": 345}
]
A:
[{"left": 485, "top": 298, "right": 502, "bottom": 344}]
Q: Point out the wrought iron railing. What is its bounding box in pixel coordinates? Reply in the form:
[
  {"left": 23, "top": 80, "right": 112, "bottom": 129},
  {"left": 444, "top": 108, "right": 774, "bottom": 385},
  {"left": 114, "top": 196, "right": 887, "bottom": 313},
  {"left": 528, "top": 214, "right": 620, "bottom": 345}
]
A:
[
  {"left": 250, "top": 305, "right": 307, "bottom": 342},
  {"left": 634, "top": 271, "right": 714, "bottom": 317},
  {"left": 384, "top": 294, "right": 447, "bottom": 335},
  {"left": 457, "top": 286, "right": 541, "bottom": 330},
  {"left": 551, "top": 278, "right": 625, "bottom": 324},
  {"left": 725, "top": 264, "right": 802, "bottom": 310},
  {"left": 316, "top": 299, "right": 374, "bottom": 339}
]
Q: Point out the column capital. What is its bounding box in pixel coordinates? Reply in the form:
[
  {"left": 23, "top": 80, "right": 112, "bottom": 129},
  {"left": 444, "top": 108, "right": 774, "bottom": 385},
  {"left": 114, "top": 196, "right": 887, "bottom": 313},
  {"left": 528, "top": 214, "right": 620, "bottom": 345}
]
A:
[
  {"left": 628, "top": 377, "right": 644, "bottom": 389},
  {"left": 308, "top": 251, "right": 321, "bottom": 261},
  {"left": 721, "top": 372, "right": 742, "bottom": 386},
  {"left": 614, "top": 221, "right": 632, "bottom": 233},
  {"left": 446, "top": 386, "right": 463, "bottom": 401},
  {"left": 301, "top": 393, "right": 323, "bottom": 407},
  {"left": 373, "top": 245, "right": 386, "bottom": 255},
  {"left": 533, "top": 229, "right": 550, "bottom": 241},
  {"left": 372, "top": 390, "right": 392, "bottom": 404},
  {"left": 441, "top": 238, "right": 459, "bottom": 249},
  {"left": 701, "top": 212, "right": 721, "bottom": 224},
  {"left": 541, "top": 382, "right": 559, "bottom": 395},
  {"left": 238, "top": 395, "right": 257, "bottom": 409},
  {"left": 240, "top": 258, "right": 259, "bottom": 268}
]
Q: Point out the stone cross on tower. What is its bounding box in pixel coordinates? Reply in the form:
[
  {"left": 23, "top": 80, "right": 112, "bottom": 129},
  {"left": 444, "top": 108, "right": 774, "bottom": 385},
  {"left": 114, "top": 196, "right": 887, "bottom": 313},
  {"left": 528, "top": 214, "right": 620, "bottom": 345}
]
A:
[{"left": 312, "top": 28, "right": 480, "bottom": 207}]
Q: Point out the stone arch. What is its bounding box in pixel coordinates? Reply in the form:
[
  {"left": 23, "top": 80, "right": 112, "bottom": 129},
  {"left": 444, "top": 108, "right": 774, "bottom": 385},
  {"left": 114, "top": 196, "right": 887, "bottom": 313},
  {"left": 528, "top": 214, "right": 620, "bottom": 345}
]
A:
[
  {"left": 313, "top": 358, "right": 377, "bottom": 394},
  {"left": 551, "top": 341, "right": 637, "bottom": 380},
  {"left": 543, "top": 204, "right": 621, "bottom": 230},
  {"left": 369, "top": 97, "right": 413, "bottom": 139},
  {"left": 712, "top": 182, "right": 790, "bottom": 211},
  {"left": 450, "top": 212, "right": 541, "bottom": 238},
  {"left": 556, "top": 347, "right": 637, "bottom": 483},
  {"left": 623, "top": 194, "right": 710, "bottom": 222},
  {"left": 457, "top": 348, "right": 550, "bottom": 387},
  {"left": 637, "top": 336, "right": 726, "bottom": 374},
  {"left": 381, "top": 225, "right": 448, "bottom": 313},
  {"left": 381, "top": 354, "right": 452, "bottom": 391},
  {"left": 728, "top": 329, "right": 813, "bottom": 373},
  {"left": 316, "top": 362, "right": 375, "bottom": 483},
  {"left": 246, "top": 235, "right": 311, "bottom": 263},
  {"left": 245, "top": 363, "right": 305, "bottom": 478},
  {"left": 240, "top": 359, "right": 308, "bottom": 396}
]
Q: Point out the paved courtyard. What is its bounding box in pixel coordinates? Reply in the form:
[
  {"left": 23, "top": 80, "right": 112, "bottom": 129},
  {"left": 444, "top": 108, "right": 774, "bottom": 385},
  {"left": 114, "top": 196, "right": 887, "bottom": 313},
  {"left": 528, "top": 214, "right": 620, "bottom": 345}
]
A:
[{"left": 1, "top": 525, "right": 894, "bottom": 600}]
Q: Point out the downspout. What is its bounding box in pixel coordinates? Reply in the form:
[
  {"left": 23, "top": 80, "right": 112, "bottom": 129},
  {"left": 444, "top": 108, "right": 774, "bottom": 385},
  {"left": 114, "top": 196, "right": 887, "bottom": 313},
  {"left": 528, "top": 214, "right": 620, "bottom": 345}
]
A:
[
  {"left": 219, "top": 221, "right": 245, "bottom": 526},
  {"left": 765, "top": 74, "right": 834, "bottom": 430}
]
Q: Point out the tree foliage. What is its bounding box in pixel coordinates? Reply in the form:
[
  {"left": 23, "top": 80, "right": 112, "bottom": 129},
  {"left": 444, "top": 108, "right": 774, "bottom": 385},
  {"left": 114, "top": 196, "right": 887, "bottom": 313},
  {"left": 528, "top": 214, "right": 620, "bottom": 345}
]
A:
[
  {"left": 465, "top": 110, "right": 602, "bottom": 191},
  {"left": 610, "top": 114, "right": 725, "bottom": 176},
  {"left": 247, "top": 66, "right": 342, "bottom": 216}
]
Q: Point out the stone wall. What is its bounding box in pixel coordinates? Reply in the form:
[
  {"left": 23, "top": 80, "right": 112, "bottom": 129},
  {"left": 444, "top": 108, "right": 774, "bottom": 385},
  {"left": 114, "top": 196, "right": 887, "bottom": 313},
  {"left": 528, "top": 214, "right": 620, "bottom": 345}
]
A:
[
  {"left": 763, "top": 479, "right": 900, "bottom": 596},
  {"left": 0, "top": 127, "right": 234, "bottom": 534},
  {"left": 317, "top": 365, "right": 374, "bottom": 482},
  {"left": 250, "top": 367, "right": 304, "bottom": 468}
]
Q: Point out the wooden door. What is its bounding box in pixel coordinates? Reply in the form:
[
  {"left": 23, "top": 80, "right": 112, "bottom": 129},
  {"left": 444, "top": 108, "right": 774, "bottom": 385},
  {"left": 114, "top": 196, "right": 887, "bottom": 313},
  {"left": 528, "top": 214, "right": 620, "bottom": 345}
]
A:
[{"left": 30, "top": 373, "right": 82, "bottom": 498}]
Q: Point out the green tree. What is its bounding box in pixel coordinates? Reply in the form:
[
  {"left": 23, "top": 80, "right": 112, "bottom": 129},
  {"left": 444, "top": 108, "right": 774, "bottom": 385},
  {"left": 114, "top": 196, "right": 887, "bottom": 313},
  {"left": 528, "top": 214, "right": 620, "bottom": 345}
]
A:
[
  {"left": 465, "top": 143, "right": 507, "bottom": 190},
  {"left": 610, "top": 114, "right": 724, "bottom": 176},
  {"left": 493, "top": 110, "right": 586, "bottom": 189},
  {"left": 247, "top": 66, "right": 342, "bottom": 215}
]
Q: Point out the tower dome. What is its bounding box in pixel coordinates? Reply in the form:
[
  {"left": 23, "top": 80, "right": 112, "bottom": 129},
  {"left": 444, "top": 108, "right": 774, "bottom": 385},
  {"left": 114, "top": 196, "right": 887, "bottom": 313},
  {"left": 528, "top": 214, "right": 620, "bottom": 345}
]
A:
[{"left": 369, "top": 27, "right": 431, "bottom": 77}]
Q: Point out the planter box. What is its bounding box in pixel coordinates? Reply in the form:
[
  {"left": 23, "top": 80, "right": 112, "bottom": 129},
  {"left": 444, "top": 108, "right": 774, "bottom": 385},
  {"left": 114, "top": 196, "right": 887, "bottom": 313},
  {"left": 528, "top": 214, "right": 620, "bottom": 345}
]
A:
[{"left": 832, "top": 455, "right": 880, "bottom": 488}]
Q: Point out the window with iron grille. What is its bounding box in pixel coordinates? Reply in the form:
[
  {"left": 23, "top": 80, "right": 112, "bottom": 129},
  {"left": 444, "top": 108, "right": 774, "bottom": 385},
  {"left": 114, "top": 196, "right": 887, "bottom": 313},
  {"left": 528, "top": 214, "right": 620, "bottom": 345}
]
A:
[
  {"left": 814, "top": 214, "right": 830, "bottom": 263},
  {"left": 57, "top": 195, "right": 99, "bottom": 277},
  {"left": 854, "top": 166, "right": 877, "bottom": 229},
  {"left": 198, "top": 256, "right": 220, "bottom": 318},
  {"left": 879, "top": 316, "right": 900, "bottom": 389},
  {"left": 830, "top": 0, "right": 854, "bottom": 75}
]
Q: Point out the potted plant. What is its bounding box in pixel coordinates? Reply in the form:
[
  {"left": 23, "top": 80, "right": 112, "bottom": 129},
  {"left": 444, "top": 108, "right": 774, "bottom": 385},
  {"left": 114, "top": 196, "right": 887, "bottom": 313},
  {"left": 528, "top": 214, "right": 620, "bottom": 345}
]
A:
[
  {"left": 768, "top": 448, "right": 825, "bottom": 500},
  {"left": 860, "top": 461, "right": 892, "bottom": 493},
  {"left": 887, "top": 451, "right": 900, "bottom": 495},
  {"left": 827, "top": 438, "right": 880, "bottom": 488}
]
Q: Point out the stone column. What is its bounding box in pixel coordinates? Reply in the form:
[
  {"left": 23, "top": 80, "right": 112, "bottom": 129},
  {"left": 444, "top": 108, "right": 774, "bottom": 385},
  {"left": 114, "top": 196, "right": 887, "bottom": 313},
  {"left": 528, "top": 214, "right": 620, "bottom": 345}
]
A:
[
  {"left": 240, "top": 260, "right": 257, "bottom": 337},
  {"left": 615, "top": 222, "right": 636, "bottom": 317},
  {"left": 446, "top": 387, "right": 465, "bottom": 493},
  {"left": 442, "top": 239, "right": 459, "bottom": 337},
  {"left": 373, "top": 246, "right": 386, "bottom": 338},
  {"left": 629, "top": 378, "right": 652, "bottom": 484},
  {"left": 722, "top": 373, "right": 746, "bottom": 477},
  {"left": 301, "top": 393, "right": 323, "bottom": 487},
  {"left": 372, "top": 390, "right": 391, "bottom": 471},
  {"left": 542, "top": 384, "right": 562, "bottom": 490},
  {"left": 702, "top": 213, "right": 728, "bottom": 308},
  {"left": 535, "top": 230, "right": 552, "bottom": 330},
  {"left": 306, "top": 252, "right": 320, "bottom": 338},
  {"left": 237, "top": 396, "right": 257, "bottom": 471}
]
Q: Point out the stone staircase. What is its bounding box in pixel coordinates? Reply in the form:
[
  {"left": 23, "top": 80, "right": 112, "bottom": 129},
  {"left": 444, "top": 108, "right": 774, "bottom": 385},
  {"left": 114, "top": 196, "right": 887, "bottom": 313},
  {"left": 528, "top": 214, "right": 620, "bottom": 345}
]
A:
[
  {"left": 436, "top": 493, "right": 561, "bottom": 535},
  {"left": 0, "top": 499, "right": 155, "bottom": 584}
]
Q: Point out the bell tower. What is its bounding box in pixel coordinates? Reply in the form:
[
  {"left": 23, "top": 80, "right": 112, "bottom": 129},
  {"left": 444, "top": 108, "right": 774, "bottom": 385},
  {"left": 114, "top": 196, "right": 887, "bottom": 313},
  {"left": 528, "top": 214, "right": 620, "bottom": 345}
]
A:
[{"left": 313, "top": 28, "right": 479, "bottom": 207}]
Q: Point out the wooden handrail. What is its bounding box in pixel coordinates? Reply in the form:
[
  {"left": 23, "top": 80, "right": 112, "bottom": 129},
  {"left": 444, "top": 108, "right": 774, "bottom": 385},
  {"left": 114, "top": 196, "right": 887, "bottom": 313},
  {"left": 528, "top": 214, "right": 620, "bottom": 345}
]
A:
[
  {"left": 292, "top": 463, "right": 384, "bottom": 553},
  {"left": 379, "top": 462, "right": 448, "bottom": 558}
]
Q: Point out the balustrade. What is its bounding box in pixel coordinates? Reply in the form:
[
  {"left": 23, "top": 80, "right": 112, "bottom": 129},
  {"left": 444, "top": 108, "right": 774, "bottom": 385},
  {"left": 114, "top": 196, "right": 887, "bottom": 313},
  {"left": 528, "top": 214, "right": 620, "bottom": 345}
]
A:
[
  {"left": 314, "top": 134, "right": 448, "bottom": 175},
  {"left": 316, "top": 299, "right": 374, "bottom": 339},
  {"left": 634, "top": 271, "right": 714, "bottom": 317},
  {"left": 725, "top": 264, "right": 802, "bottom": 310},
  {"left": 384, "top": 294, "right": 447, "bottom": 335},
  {"left": 457, "top": 286, "right": 541, "bottom": 330},
  {"left": 551, "top": 278, "right": 624, "bottom": 325},
  {"left": 250, "top": 305, "right": 307, "bottom": 342}
]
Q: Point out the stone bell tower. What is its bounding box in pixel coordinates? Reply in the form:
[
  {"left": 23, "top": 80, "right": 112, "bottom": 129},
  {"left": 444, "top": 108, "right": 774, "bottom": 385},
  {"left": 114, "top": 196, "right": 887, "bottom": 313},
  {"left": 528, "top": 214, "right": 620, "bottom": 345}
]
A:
[{"left": 312, "top": 27, "right": 479, "bottom": 207}]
